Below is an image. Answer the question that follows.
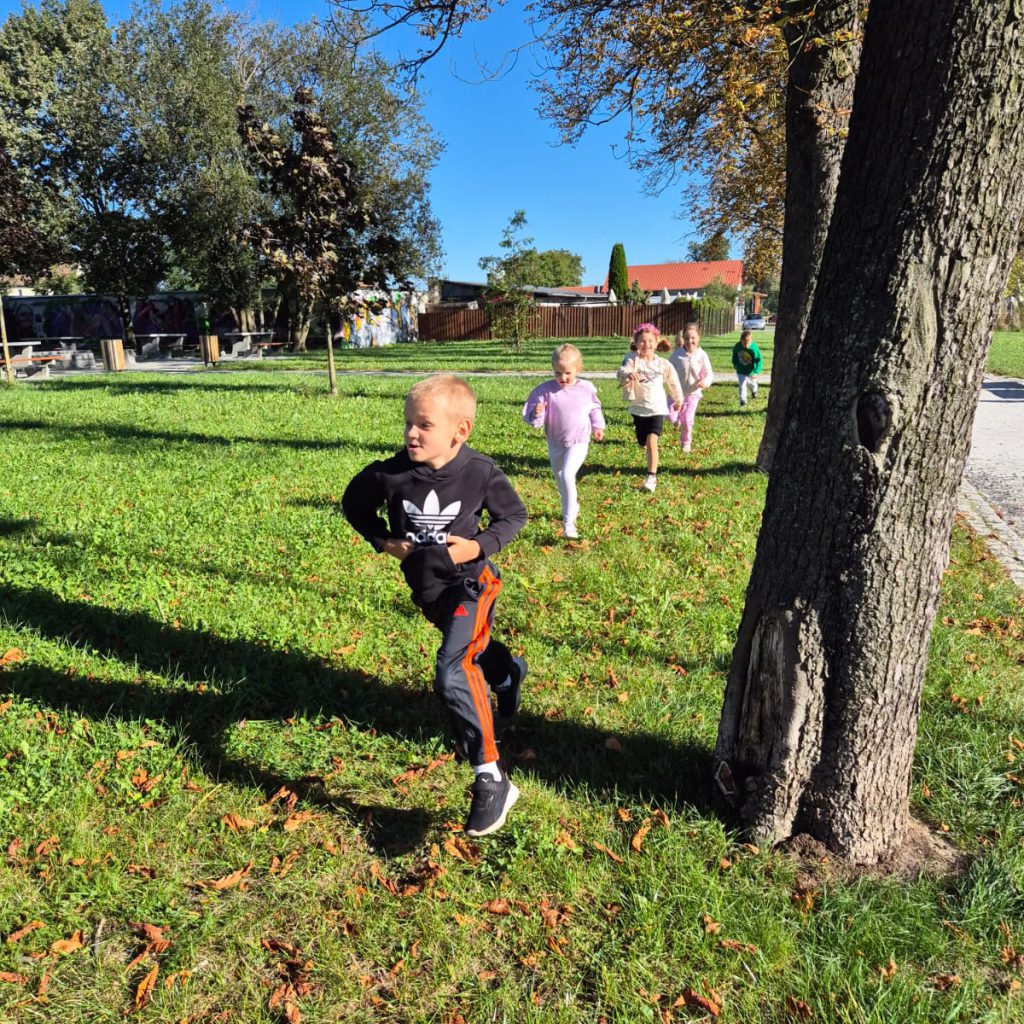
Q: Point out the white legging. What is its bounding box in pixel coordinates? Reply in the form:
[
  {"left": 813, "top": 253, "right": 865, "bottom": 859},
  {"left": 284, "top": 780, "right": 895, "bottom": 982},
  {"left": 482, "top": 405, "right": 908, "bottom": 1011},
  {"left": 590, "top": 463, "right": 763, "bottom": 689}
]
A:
[{"left": 547, "top": 439, "right": 589, "bottom": 526}]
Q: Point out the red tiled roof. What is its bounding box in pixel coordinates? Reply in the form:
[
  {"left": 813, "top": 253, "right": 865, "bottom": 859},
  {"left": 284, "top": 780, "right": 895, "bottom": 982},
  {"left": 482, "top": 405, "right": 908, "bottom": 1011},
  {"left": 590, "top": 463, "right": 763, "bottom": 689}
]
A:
[{"left": 603, "top": 260, "right": 743, "bottom": 292}]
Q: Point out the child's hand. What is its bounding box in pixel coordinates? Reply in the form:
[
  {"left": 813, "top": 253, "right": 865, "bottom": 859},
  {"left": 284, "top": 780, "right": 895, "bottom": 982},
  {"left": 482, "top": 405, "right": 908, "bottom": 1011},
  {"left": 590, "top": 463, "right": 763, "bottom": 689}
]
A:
[
  {"left": 447, "top": 535, "right": 482, "bottom": 565},
  {"left": 673, "top": 400, "right": 683, "bottom": 411},
  {"left": 535, "top": 399, "right": 546, "bottom": 415},
  {"left": 382, "top": 538, "right": 414, "bottom": 561},
  {"left": 593, "top": 429, "right": 604, "bottom": 441}
]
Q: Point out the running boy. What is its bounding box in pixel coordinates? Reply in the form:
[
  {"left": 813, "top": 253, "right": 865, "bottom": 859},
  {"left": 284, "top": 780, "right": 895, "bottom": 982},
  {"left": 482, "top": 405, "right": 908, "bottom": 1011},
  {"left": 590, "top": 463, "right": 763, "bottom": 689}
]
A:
[
  {"left": 342, "top": 374, "right": 528, "bottom": 836},
  {"left": 731, "top": 329, "right": 763, "bottom": 407}
]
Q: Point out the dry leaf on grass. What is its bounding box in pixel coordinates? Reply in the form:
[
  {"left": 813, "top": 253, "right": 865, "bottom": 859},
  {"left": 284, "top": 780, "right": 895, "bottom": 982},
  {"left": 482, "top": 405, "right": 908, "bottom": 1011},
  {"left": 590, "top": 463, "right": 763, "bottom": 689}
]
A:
[
  {"left": 222, "top": 813, "right": 256, "bottom": 832},
  {"left": 701, "top": 913, "right": 722, "bottom": 935},
  {"left": 676, "top": 987, "right": 721, "bottom": 1017},
  {"left": 630, "top": 822, "right": 652, "bottom": 853},
  {"left": 134, "top": 964, "right": 159, "bottom": 1010},
  {"left": 443, "top": 836, "right": 482, "bottom": 866},
  {"left": 785, "top": 995, "right": 814, "bottom": 1019},
  {"left": 126, "top": 863, "right": 156, "bottom": 879},
  {"left": 718, "top": 939, "right": 758, "bottom": 954},
  {"left": 481, "top": 899, "right": 511, "bottom": 916},
  {"left": 0, "top": 648, "right": 25, "bottom": 665},
  {"left": 554, "top": 830, "right": 579, "bottom": 851},
  {"left": 35, "top": 836, "right": 59, "bottom": 857},
  {"left": 592, "top": 842, "right": 624, "bottom": 864},
  {"left": 928, "top": 973, "right": 961, "bottom": 991},
  {"left": 6, "top": 920, "right": 43, "bottom": 944},
  {"left": 197, "top": 861, "right": 253, "bottom": 890},
  {"left": 0, "top": 971, "right": 27, "bottom": 984},
  {"left": 652, "top": 809, "right": 670, "bottom": 829},
  {"left": 879, "top": 958, "right": 897, "bottom": 981},
  {"left": 50, "top": 930, "right": 84, "bottom": 955},
  {"left": 283, "top": 811, "right": 315, "bottom": 832},
  {"left": 616, "top": 808, "right": 633, "bottom": 823}
]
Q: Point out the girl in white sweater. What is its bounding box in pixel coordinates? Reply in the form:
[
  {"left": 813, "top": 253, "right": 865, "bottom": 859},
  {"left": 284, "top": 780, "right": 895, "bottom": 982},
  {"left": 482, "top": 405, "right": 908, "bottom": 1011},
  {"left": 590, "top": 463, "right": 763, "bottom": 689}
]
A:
[
  {"left": 616, "top": 323, "right": 683, "bottom": 492},
  {"left": 667, "top": 322, "right": 714, "bottom": 453}
]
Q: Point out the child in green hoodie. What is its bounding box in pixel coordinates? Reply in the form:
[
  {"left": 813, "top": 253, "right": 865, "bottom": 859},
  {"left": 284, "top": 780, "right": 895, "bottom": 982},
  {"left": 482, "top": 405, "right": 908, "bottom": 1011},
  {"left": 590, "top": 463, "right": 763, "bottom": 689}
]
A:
[{"left": 731, "top": 329, "right": 763, "bottom": 407}]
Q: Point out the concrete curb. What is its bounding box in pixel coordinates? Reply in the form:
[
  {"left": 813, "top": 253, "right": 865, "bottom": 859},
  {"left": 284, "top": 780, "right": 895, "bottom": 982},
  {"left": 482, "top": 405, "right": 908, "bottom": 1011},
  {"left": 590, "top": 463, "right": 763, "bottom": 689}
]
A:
[{"left": 957, "top": 477, "right": 1024, "bottom": 591}]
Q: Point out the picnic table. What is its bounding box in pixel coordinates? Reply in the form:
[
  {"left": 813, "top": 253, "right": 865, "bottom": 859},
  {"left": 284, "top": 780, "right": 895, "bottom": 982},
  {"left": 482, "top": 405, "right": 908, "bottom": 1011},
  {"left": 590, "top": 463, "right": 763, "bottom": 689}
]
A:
[
  {"left": 135, "top": 333, "right": 188, "bottom": 357},
  {"left": 219, "top": 331, "right": 273, "bottom": 357},
  {"left": 0, "top": 339, "right": 68, "bottom": 375}
]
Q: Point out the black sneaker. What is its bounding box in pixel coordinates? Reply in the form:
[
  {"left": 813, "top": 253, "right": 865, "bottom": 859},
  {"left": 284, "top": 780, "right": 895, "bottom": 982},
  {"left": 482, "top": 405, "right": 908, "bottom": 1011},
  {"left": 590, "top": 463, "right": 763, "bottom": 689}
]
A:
[
  {"left": 496, "top": 656, "right": 526, "bottom": 720},
  {"left": 464, "top": 770, "right": 520, "bottom": 837}
]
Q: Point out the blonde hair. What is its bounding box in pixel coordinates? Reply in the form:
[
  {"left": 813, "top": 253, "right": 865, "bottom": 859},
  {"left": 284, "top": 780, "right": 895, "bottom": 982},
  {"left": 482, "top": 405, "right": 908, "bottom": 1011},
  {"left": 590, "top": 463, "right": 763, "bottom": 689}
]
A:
[
  {"left": 406, "top": 373, "right": 477, "bottom": 424},
  {"left": 552, "top": 343, "right": 583, "bottom": 370}
]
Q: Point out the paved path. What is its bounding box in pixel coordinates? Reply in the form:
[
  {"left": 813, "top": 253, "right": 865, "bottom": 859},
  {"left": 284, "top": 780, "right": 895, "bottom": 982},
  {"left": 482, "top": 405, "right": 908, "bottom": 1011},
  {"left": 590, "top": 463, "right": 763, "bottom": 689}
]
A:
[
  {"left": 960, "top": 377, "right": 1024, "bottom": 588},
  {"left": 19, "top": 358, "right": 1024, "bottom": 588}
]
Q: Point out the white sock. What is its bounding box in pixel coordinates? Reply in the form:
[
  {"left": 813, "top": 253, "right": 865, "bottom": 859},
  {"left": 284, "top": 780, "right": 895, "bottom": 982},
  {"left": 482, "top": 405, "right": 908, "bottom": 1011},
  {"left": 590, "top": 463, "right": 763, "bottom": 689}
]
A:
[{"left": 474, "top": 762, "right": 502, "bottom": 781}]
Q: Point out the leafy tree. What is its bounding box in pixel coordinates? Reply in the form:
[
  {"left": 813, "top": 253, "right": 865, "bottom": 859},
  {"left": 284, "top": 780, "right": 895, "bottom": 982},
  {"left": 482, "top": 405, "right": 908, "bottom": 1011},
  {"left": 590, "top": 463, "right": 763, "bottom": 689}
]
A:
[
  {"left": 624, "top": 279, "right": 649, "bottom": 304},
  {"left": 696, "top": 275, "right": 737, "bottom": 309},
  {"left": 686, "top": 232, "right": 730, "bottom": 263},
  {"left": 0, "top": 140, "right": 53, "bottom": 281},
  {"left": 237, "top": 88, "right": 409, "bottom": 350},
  {"left": 607, "top": 242, "right": 628, "bottom": 300},
  {"left": 478, "top": 210, "right": 537, "bottom": 352},
  {"left": 501, "top": 247, "right": 582, "bottom": 288},
  {"left": 345, "top": 0, "right": 1024, "bottom": 868}
]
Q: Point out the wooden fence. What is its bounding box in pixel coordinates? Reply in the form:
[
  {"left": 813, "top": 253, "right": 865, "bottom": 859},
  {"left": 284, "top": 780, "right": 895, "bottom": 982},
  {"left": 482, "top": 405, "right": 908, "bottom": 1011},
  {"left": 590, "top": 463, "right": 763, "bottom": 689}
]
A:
[{"left": 417, "top": 302, "right": 738, "bottom": 342}]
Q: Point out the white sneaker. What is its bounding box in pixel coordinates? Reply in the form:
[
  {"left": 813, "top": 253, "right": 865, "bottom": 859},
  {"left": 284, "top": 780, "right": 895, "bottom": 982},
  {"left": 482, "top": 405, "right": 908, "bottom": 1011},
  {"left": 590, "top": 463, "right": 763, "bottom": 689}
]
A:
[
  {"left": 563, "top": 521, "right": 579, "bottom": 539},
  {"left": 643, "top": 474, "right": 657, "bottom": 492},
  {"left": 682, "top": 442, "right": 691, "bottom": 453}
]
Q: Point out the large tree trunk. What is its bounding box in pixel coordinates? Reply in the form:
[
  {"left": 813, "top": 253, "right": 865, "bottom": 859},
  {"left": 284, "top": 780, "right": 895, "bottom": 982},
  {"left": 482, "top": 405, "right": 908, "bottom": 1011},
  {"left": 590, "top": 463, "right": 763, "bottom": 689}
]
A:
[
  {"left": 755, "top": 0, "right": 861, "bottom": 474},
  {"left": 715, "top": 0, "right": 1024, "bottom": 863}
]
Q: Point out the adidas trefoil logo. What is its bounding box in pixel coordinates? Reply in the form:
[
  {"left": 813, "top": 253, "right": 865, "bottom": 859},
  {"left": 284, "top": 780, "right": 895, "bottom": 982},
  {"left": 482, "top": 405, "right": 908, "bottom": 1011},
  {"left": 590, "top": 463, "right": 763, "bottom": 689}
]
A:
[{"left": 403, "top": 489, "right": 461, "bottom": 545}]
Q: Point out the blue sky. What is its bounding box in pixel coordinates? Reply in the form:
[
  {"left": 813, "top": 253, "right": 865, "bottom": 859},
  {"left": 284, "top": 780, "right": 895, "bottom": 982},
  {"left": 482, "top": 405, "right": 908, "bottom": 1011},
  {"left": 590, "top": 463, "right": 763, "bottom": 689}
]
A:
[{"left": 1, "top": 0, "right": 710, "bottom": 285}]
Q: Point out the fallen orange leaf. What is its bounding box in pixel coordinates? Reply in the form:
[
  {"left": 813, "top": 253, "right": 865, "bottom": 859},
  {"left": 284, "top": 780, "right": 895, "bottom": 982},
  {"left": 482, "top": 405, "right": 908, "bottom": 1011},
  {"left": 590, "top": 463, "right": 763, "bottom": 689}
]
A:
[
  {"left": 481, "top": 899, "right": 511, "bottom": 916},
  {"left": 879, "top": 958, "right": 897, "bottom": 981},
  {"left": 592, "top": 842, "right": 625, "bottom": 864},
  {"left": 6, "top": 920, "right": 43, "bottom": 944},
  {"left": 35, "top": 836, "right": 59, "bottom": 857},
  {"left": 51, "top": 930, "right": 84, "bottom": 955},
  {"left": 443, "top": 836, "right": 482, "bottom": 866},
  {"left": 701, "top": 913, "right": 722, "bottom": 935},
  {"left": 785, "top": 994, "right": 814, "bottom": 1019},
  {"left": 616, "top": 808, "right": 633, "bottom": 823},
  {"left": 630, "top": 822, "right": 652, "bottom": 853},
  {"left": 0, "top": 648, "right": 25, "bottom": 665},
  {"left": 678, "top": 987, "right": 721, "bottom": 1017},
  {"left": 134, "top": 964, "right": 159, "bottom": 1009},
  {"left": 0, "top": 971, "right": 27, "bottom": 984},
  {"left": 199, "top": 861, "right": 253, "bottom": 890},
  {"left": 928, "top": 973, "right": 961, "bottom": 991},
  {"left": 222, "top": 813, "right": 256, "bottom": 832},
  {"left": 652, "top": 809, "right": 670, "bottom": 829},
  {"left": 283, "top": 811, "right": 315, "bottom": 832}
]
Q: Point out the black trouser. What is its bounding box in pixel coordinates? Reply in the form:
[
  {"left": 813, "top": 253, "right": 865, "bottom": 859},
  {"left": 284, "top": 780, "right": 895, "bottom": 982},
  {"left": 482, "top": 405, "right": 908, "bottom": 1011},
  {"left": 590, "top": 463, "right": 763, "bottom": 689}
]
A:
[{"left": 421, "top": 563, "right": 512, "bottom": 765}]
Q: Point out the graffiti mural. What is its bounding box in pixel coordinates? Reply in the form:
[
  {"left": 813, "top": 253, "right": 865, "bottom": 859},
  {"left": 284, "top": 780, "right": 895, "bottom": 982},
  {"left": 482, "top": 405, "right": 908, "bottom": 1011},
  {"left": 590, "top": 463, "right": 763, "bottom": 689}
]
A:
[
  {"left": 2, "top": 295, "right": 123, "bottom": 342},
  {"left": 338, "top": 291, "right": 420, "bottom": 347},
  {"left": 132, "top": 294, "right": 200, "bottom": 341}
]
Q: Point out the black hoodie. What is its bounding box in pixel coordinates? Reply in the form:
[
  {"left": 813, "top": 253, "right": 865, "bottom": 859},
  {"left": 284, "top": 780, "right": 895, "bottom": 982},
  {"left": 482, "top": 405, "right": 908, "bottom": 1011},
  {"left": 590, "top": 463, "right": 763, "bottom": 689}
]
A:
[{"left": 342, "top": 444, "right": 527, "bottom": 607}]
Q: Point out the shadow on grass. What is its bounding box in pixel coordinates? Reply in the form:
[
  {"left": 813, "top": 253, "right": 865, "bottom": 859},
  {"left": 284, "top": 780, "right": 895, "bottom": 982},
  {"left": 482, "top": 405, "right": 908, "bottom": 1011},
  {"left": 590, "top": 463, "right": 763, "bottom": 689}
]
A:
[
  {"left": 0, "top": 583, "right": 717, "bottom": 850},
  {"left": 0, "top": 517, "right": 38, "bottom": 537},
  {"left": 0, "top": 417, "right": 398, "bottom": 456}
]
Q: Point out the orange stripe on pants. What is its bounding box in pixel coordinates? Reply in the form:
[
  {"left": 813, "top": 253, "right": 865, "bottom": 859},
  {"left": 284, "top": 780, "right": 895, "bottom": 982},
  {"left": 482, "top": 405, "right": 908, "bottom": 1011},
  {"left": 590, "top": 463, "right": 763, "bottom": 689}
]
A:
[{"left": 462, "top": 567, "right": 501, "bottom": 764}]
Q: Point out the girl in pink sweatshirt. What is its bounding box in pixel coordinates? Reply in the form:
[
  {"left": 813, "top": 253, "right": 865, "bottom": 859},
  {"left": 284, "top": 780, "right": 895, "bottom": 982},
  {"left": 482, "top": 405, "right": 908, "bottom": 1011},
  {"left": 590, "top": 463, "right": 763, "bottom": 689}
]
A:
[{"left": 522, "top": 344, "right": 605, "bottom": 539}]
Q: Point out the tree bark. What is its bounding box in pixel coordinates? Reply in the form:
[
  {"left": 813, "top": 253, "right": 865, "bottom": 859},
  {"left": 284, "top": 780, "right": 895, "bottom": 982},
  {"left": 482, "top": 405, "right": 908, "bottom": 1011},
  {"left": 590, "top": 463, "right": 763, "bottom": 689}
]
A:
[
  {"left": 716, "top": 0, "right": 1024, "bottom": 863},
  {"left": 755, "top": 0, "right": 862, "bottom": 474}
]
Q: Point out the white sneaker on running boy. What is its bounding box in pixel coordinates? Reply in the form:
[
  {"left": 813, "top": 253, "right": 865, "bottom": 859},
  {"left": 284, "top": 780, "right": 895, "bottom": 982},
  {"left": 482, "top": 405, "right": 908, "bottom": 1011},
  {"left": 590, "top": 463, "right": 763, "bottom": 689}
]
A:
[{"left": 643, "top": 474, "right": 657, "bottom": 492}]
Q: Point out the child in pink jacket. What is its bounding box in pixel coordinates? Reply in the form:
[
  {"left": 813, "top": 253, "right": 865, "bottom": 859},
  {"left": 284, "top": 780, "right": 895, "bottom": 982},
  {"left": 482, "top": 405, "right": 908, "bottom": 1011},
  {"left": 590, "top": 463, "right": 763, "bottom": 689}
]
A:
[{"left": 523, "top": 344, "right": 605, "bottom": 539}]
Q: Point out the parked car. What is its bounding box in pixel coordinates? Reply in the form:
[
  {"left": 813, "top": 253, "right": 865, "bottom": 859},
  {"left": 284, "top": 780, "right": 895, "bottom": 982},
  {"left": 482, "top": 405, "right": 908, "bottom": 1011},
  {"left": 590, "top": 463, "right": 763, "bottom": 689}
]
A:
[{"left": 742, "top": 314, "right": 766, "bottom": 330}]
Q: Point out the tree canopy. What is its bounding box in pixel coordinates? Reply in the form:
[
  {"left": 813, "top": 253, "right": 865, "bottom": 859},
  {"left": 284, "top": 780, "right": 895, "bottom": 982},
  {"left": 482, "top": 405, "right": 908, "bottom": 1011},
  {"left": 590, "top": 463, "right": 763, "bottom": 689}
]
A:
[
  {"left": 0, "top": 0, "right": 443, "bottom": 339},
  {"left": 492, "top": 247, "right": 583, "bottom": 288}
]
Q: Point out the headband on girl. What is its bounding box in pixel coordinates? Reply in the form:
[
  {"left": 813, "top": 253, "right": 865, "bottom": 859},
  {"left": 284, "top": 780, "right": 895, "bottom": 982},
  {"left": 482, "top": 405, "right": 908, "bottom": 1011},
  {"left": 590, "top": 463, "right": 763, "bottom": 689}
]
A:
[{"left": 633, "top": 322, "right": 658, "bottom": 337}]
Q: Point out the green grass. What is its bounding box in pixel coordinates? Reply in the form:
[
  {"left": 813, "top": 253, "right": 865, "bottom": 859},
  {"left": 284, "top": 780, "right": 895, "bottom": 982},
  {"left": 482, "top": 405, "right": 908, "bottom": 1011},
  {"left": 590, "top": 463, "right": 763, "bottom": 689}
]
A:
[
  {"left": 225, "top": 330, "right": 773, "bottom": 376},
  {"left": 989, "top": 333, "right": 1024, "bottom": 378},
  {"left": 1, "top": 370, "right": 1022, "bottom": 1022}
]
